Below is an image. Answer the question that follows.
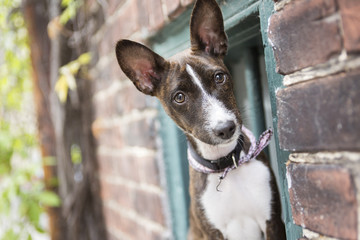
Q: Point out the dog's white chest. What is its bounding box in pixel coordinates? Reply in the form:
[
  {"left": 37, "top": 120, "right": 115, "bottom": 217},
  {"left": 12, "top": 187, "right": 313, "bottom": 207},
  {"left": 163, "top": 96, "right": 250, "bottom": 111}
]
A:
[{"left": 201, "top": 160, "right": 272, "bottom": 240}]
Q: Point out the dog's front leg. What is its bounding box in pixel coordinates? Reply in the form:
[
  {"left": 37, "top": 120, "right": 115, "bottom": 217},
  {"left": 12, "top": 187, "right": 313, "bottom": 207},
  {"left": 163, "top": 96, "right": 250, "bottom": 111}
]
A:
[
  {"left": 265, "top": 170, "right": 287, "bottom": 240},
  {"left": 188, "top": 169, "right": 225, "bottom": 240}
]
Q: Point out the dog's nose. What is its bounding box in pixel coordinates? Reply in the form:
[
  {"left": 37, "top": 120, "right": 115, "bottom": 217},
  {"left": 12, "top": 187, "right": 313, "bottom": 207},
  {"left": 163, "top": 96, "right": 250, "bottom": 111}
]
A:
[{"left": 213, "top": 121, "right": 236, "bottom": 140}]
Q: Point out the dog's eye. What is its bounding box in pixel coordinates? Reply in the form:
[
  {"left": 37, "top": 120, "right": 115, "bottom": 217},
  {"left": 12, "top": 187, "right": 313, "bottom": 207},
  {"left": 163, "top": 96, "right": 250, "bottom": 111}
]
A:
[
  {"left": 214, "top": 72, "right": 226, "bottom": 84},
  {"left": 174, "top": 92, "right": 186, "bottom": 104}
]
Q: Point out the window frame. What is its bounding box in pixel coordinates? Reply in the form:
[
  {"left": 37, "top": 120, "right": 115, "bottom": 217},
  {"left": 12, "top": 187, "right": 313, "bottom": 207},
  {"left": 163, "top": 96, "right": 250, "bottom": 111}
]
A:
[{"left": 150, "top": 0, "right": 302, "bottom": 239}]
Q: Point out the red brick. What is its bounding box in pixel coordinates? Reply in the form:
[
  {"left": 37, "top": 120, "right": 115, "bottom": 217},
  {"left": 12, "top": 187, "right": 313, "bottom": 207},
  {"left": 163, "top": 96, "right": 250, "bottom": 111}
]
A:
[
  {"left": 107, "top": 0, "right": 125, "bottom": 15},
  {"left": 94, "top": 125, "right": 123, "bottom": 148},
  {"left": 287, "top": 163, "right": 357, "bottom": 239},
  {"left": 98, "top": 155, "right": 119, "bottom": 177},
  {"left": 277, "top": 70, "right": 360, "bottom": 152},
  {"left": 110, "top": 61, "right": 127, "bottom": 83},
  {"left": 98, "top": 152, "right": 160, "bottom": 186},
  {"left": 181, "top": 0, "right": 194, "bottom": 7},
  {"left": 99, "top": 0, "right": 140, "bottom": 57},
  {"left": 93, "top": 84, "right": 149, "bottom": 118},
  {"left": 115, "top": 85, "right": 149, "bottom": 115},
  {"left": 100, "top": 180, "right": 134, "bottom": 209},
  {"left": 338, "top": 0, "right": 360, "bottom": 53},
  {"left": 115, "top": 185, "right": 133, "bottom": 209},
  {"left": 146, "top": 0, "right": 165, "bottom": 31},
  {"left": 105, "top": 205, "right": 163, "bottom": 240},
  {"left": 92, "top": 65, "right": 114, "bottom": 93},
  {"left": 120, "top": 117, "right": 158, "bottom": 149},
  {"left": 116, "top": 155, "right": 142, "bottom": 183},
  {"left": 101, "top": 154, "right": 158, "bottom": 183},
  {"left": 268, "top": 0, "right": 342, "bottom": 74},
  {"left": 134, "top": 190, "right": 166, "bottom": 226},
  {"left": 164, "top": 0, "right": 184, "bottom": 19},
  {"left": 113, "top": 0, "right": 140, "bottom": 38},
  {"left": 107, "top": 208, "right": 134, "bottom": 237},
  {"left": 137, "top": 156, "right": 161, "bottom": 186},
  {"left": 93, "top": 93, "right": 117, "bottom": 119},
  {"left": 94, "top": 115, "right": 157, "bottom": 149}
]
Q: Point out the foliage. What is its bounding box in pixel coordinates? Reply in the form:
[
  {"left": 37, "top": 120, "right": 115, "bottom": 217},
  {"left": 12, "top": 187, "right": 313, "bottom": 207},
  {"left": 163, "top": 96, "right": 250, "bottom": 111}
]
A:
[
  {"left": 70, "top": 144, "right": 82, "bottom": 165},
  {"left": 0, "top": 0, "right": 60, "bottom": 239},
  {"left": 59, "top": 0, "right": 83, "bottom": 25},
  {"left": 49, "top": 0, "right": 91, "bottom": 103},
  {"left": 55, "top": 52, "right": 91, "bottom": 103}
]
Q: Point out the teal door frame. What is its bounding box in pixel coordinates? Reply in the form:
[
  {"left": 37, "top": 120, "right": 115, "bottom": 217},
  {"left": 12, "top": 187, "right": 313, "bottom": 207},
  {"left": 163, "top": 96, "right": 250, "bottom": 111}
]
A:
[{"left": 150, "top": 1, "right": 302, "bottom": 239}]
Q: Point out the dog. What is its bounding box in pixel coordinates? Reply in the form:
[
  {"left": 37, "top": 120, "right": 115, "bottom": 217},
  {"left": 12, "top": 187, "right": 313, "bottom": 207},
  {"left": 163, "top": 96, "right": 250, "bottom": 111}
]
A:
[{"left": 115, "top": 0, "right": 286, "bottom": 239}]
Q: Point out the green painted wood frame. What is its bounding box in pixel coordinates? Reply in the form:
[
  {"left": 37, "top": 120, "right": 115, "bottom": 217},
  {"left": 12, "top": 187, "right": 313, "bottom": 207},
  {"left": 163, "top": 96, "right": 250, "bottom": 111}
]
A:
[{"left": 150, "top": 0, "right": 302, "bottom": 239}]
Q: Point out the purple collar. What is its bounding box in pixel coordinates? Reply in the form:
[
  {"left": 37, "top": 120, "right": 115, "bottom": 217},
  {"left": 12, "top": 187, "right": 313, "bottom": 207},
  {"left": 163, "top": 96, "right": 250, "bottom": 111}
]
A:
[
  {"left": 187, "top": 135, "right": 244, "bottom": 172},
  {"left": 187, "top": 126, "right": 273, "bottom": 190}
]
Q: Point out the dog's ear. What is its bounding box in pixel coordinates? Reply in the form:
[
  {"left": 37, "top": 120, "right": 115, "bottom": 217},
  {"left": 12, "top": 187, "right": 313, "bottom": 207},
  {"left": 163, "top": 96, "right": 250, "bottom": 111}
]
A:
[
  {"left": 115, "top": 40, "right": 168, "bottom": 96},
  {"left": 190, "top": 0, "right": 228, "bottom": 57}
]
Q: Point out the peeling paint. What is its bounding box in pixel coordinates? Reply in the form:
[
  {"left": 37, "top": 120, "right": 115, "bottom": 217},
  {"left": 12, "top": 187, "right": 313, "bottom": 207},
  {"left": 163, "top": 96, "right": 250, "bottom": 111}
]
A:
[
  {"left": 283, "top": 53, "right": 360, "bottom": 86},
  {"left": 289, "top": 152, "right": 360, "bottom": 164}
]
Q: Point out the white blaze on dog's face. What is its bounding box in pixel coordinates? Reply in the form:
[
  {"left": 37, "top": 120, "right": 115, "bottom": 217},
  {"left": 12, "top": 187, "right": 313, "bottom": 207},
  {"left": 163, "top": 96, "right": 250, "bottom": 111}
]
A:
[{"left": 185, "top": 64, "right": 239, "bottom": 142}]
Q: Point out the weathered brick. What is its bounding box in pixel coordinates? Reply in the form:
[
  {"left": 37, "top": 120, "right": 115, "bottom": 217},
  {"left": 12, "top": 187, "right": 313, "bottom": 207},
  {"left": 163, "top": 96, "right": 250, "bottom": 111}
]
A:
[
  {"left": 93, "top": 93, "right": 116, "bottom": 119},
  {"left": 93, "top": 85, "right": 150, "bottom": 118},
  {"left": 137, "top": 156, "right": 161, "bottom": 186},
  {"left": 277, "top": 70, "right": 360, "bottom": 151},
  {"left": 92, "top": 65, "right": 114, "bottom": 93},
  {"left": 95, "top": 125, "right": 124, "bottom": 149},
  {"left": 98, "top": 154, "right": 119, "bottom": 177},
  {"left": 287, "top": 162, "right": 357, "bottom": 239},
  {"left": 181, "top": 0, "right": 194, "bottom": 7},
  {"left": 108, "top": 209, "right": 135, "bottom": 237},
  {"left": 93, "top": 116, "right": 157, "bottom": 149},
  {"left": 121, "top": 117, "right": 158, "bottom": 149},
  {"left": 164, "top": 0, "right": 184, "bottom": 19},
  {"left": 115, "top": 86, "right": 150, "bottom": 115},
  {"left": 107, "top": 0, "right": 125, "bottom": 15},
  {"left": 114, "top": 185, "right": 134, "bottom": 211},
  {"left": 134, "top": 190, "right": 166, "bottom": 226},
  {"left": 268, "top": 0, "right": 342, "bottom": 74},
  {"left": 116, "top": 155, "right": 143, "bottom": 183},
  {"left": 99, "top": 0, "right": 140, "bottom": 57},
  {"left": 113, "top": 0, "right": 140, "bottom": 38},
  {"left": 146, "top": 0, "right": 165, "bottom": 31},
  {"left": 98, "top": 152, "right": 161, "bottom": 187},
  {"left": 106, "top": 204, "right": 164, "bottom": 240},
  {"left": 100, "top": 180, "right": 134, "bottom": 209},
  {"left": 110, "top": 60, "right": 127, "bottom": 82},
  {"left": 103, "top": 207, "right": 120, "bottom": 230},
  {"left": 338, "top": 0, "right": 360, "bottom": 53}
]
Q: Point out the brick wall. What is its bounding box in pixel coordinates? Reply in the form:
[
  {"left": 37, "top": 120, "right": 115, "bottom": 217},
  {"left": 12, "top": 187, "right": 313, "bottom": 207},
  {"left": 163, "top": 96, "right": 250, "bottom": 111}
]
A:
[
  {"left": 87, "top": 1, "right": 194, "bottom": 239},
  {"left": 86, "top": 0, "right": 360, "bottom": 239},
  {"left": 269, "top": 0, "right": 360, "bottom": 239}
]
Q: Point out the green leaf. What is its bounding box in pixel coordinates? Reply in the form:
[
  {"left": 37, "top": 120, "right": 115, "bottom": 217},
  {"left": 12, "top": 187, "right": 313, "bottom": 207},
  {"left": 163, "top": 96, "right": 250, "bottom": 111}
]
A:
[
  {"left": 43, "top": 156, "right": 57, "bottom": 166},
  {"left": 55, "top": 75, "right": 69, "bottom": 103},
  {"left": 59, "top": 0, "right": 82, "bottom": 25},
  {"left": 71, "top": 144, "right": 82, "bottom": 164},
  {"left": 27, "top": 200, "right": 42, "bottom": 224},
  {"left": 36, "top": 191, "right": 61, "bottom": 207},
  {"left": 78, "top": 52, "right": 91, "bottom": 65},
  {"left": 55, "top": 51, "right": 91, "bottom": 102},
  {"left": 2, "top": 229, "right": 19, "bottom": 240}
]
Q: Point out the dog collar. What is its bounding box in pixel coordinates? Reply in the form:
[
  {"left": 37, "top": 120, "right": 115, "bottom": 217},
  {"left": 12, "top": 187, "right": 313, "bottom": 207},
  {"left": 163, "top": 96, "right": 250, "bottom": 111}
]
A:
[
  {"left": 187, "top": 135, "right": 244, "bottom": 172},
  {"left": 187, "top": 126, "right": 273, "bottom": 190}
]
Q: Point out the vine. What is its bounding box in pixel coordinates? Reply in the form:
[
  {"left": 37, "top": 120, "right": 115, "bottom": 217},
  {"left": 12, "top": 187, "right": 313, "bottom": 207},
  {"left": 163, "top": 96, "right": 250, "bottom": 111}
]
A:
[{"left": 0, "top": 0, "right": 60, "bottom": 239}]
